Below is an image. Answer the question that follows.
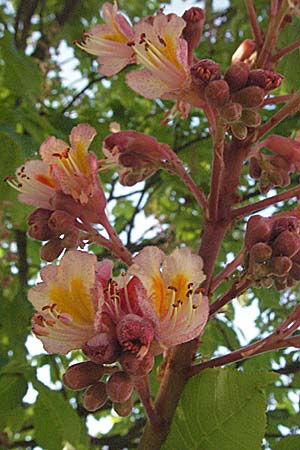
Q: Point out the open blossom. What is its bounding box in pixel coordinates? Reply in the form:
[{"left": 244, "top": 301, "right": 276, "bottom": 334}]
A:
[
  {"left": 29, "top": 246, "right": 208, "bottom": 359},
  {"left": 129, "top": 246, "right": 209, "bottom": 348},
  {"left": 126, "top": 12, "right": 190, "bottom": 99},
  {"left": 76, "top": 1, "right": 135, "bottom": 76}
]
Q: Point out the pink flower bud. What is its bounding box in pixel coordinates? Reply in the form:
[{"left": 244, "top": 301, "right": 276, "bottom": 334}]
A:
[
  {"left": 224, "top": 62, "right": 250, "bottom": 91},
  {"left": 182, "top": 7, "right": 205, "bottom": 64},
  {"left": 250, "top": 242, "right": 272, "bottom": 263},
  {"left": 48, "top": 210, "right": 77, "bottom": 234},
  {"left": 245, "top": 215, "right": 271, "bottom": 249},
  {"left": 40, "top": 238, "right": 64, "bottom": 261},
  {"left": 231, "top": 86, "right": 265, "bottom": 109},
  {"left": 270, "top": 256, "right": 292, "bottom": 276},
  {"left": 28, "top": 208, "right": 56, "bottom": 241},
  {"left": 220, "top": 102, "right": 243, "bottom": 123},
  {"left": 116, "top": 314, "right": 154, "bottom": 357},
  {"left": 232, "top": 39, "right": 256, "bottom": 64},
  {"left": 241, "top": 110, "right": 261, "bottom": 128},
  {"left": 261, "top": 135, "right": 300, "bottom": 167},
  {"left": 113, "top": 397, "right": 133, "bottom": 417},
  {"left": 106, "top": 371, "right": 133, "bottom": 403},
  {"left": 63, "top": 361, "right": 105, "bottom": 390},
  {"left": 289, "top": 261, "right": 300, "bottom": 281},
  {"left": 190, "top": 59, "right": 221, "bottom": 86},
  {"left": 83, "top": 333, "right": 120, "bottom": 364},
  {"left": 247, "top": 69, "right": 283, "bottom": 91},
  {"left": 118, "top": 167, "right": 156, "bottom": 187},
  {"left": 272, "top": 231, "right": 300, "bottom": 257},
  {"left": 270, "top": 217, "right": 300, "bottom": 240},
  {"left": 204, "top": 80, "right": 230, "bottom": 107},
  {"left": 82, "top": 381, "right": 108, "bottom": 412},
  {"left": 119, "top": 353, "right": 154, "bottom": 377},
  {"left": 231, "top": 122, "right": 247, "bottom": 141},
  {"left": 249, "top": 157, "right": 262, "bottom": 179}
]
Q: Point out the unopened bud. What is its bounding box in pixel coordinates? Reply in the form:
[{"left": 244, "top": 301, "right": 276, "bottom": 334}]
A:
[
  {"left": 82, "top": 382, "right": 108, "bottom": 412},
  {"left": 83, "top": 333, "right": 120, "bottom": 364},
  {"left": 272, "top": 230, "right": 300, "bottom": 257},
  {"left": 232, "top": 39, "right": 256, "bottom": 64},
  {"left": 249, "top": 157, "right": 262, "bottom": 179},
  {"left": 113, "top": 397, "right": 133, "bottom": 417},
  {"left": 245, "top": 215, "right": 271, "bottom": 249},
  {"left": 204, "top": 80, "right": 230, "bottom": 107},
  {"left": 224, "top": 62, "right": 250, "bottom": 91},
  {"left": 182, "top": 7, "right": 205, "bottom": 64},
  {"left": 28, "top": 209, "right": 56, "bottom": 241},
  {"left": 119, "top": 353, "right": 154, "bottom": 377},
  {"left": 274, "top": 277, "right": 288, "bottom": 291},
  {"left": 231, "top": 86, "right": 265, "bottom": 109},
  {"left": 289, "top": 261, "right": 300, "bottom": 281},
  {"left": 250, "top": 242, "right": 272, "bottom": 263},
  {"left": 270, "top": 217, "right": 300, "bottom": 240},
  {"left": 106, "top": 371, "right": 133, "bottom": 403},
  {"left": 231, "top": 122, "right": 248, "bottom": 141},
  {"left": 48, "top": 210, "right": 77, "bottom": 234},
  {"left": 241, "top": 110, "right": 261, "bottom": 128},
  {"left": 191, "top": 59, "right": 221, "bottom": 85},
  {"left": 220, "top": 102, "right": 243, "bottom": 122},
  {"left": 247, "top": 69, "right": 283, "bottom": 91},
  {"left": 116, "top": 314, "right": 154, "bottom": 356},
  {"left": 63, "top": 361, "right": 105, "bottom": 390},
  {"left": 40, "top": 238, "right": 63, "bottom": 262},
  {"left": 270, "top": 256, "right": 292, "bottom": 276}
]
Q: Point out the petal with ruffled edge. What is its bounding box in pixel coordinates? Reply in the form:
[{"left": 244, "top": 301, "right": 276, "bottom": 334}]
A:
[{"left": 28, "top": 250, "right": 99, "bottom": 354}]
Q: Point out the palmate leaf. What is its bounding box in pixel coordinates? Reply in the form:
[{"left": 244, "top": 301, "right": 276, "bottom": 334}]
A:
[
  {"left": 162, "top": 368, "right": 278, "bottom": 450},
  {"left": 33, "top": 381, "right": 88, "bottom": 450}
]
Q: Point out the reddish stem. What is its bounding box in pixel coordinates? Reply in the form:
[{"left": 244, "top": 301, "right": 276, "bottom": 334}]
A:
[
  {"left": 208, "top": 120, "right": 226, "bottom": 221},
  {"left": 272, "top": 40, "right": 300, "bottom": 63},
  {"left": 245, "top": 0, "right": 263, "bottom": 48},
  {"left": 263, "top": 94, "right": 293, "bottom": 106},
  {"left": 231, "top": 186, "right": 300, "bottom": 219},
  {"left": 210, "top": 250, "right": 244, "bottom": 293},
  {"left": 134, "top": 377, "right": 158, "bottom": 426},
  {"left": 100, "top": 216, "right": 133, "bottom": 266},
  {"left": 209, "top": 278, "right": 252, "bottom": 318}
]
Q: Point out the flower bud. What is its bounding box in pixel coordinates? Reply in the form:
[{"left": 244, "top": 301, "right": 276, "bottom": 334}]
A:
[
  {"left": 224, "top": 62, "right": 250, "bottom": 91},
  {"left": 249, "top": 157, "right": 262, "bottom": 179},
  {"left": 245, "top": 215, "right": 271, "bottom": 249},
  {"left": 232, "top": 39, "right": 256, "bottom": 64},
  {"left": 40, "top": 238, "right": 64, "bottom": 262},
  {"left": 106, "top": 371, "right": 133, "bottom": 403},
  {"left": 113, "top": 397, "right": 133, "bottom": 417},
  {"left": 118, "top": 167, "right": 156, "bottom": 186},
  {"left": 231, "top": 122, "right": 247, "bottom": 141},
  {"left": 272, "top": 230, "right": 300, "bottom": 257},
  {"left": 190, "top": 59, "right": 221, "bottom": 85},
  {"left": 28, "top": 208, "right": 56, "bottom": 241},
  {"left": 274, "top": 277, "right": 288, "bottom": 291},
  {"left": 119, "top": 353, "right": 154, "bottom": 377},
  {"left": 204, "top": 80, "right": 230, "bottom": 107},
  {"left": 289, "top": 261, "right": 300, "bottom": 281},
  {"left": 247, "top": 69, "right": 283, "bottom": 91},
  {"left": 116, "top": 314, "right": 154, "bottom": 357},
  {"left": 48, "top": 210, "right": 77, "bottom": 234},
  {"left": 270, "top": 217, "right": 300, "bottom": 240},
  {"left": 241, "top": 110, "right": 261, "bottom": 128},
  {"left": 262, "top": 135, "right": 300, "bottom": 164},
  {"left": 83, "top": 333, "right": 120, "bottom": 364},
  {"left": 250, "top": 242, "right": 272, "bottom": 263},
  {"left": 231, "top": 86, "right": 265, "bottom": 109},
  {"left": 270, "top": 256, "right": 292, "bottom": 276},
  {"left": 63, "top": 361, "right": 105, "bottom": 390},
  {"left": 220, "top": 102, "right": 243, "bottom": 122},
  {"left": 182, "top": 7, "right": 205, "bottom": 63},
  {"left": 82, "top": 382, "right": 108, "bottom": 412}
]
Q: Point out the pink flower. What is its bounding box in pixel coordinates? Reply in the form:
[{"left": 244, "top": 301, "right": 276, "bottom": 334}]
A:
[
  {"left": 126, "top": 12, "right": 190, "bottom": 99},
  {"left": 29, "top": 250, "right": 100, "bottom": 354},
  {"left": 129, "top": 246, "right": 209, "bottom": 348},
  {"left": 76, "top": 1, "right": 135, "bottom": 76}
]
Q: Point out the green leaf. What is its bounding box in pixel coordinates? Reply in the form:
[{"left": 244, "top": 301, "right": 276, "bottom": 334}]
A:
[
  {"left": 273, "top": 436, "right": 300, "bottom": 450},
  {"left": 33, "top": 381, "right": 88, "bottom": 450},
  {"left": 162, "top": 368, "right": 278, "bottom": 450},
  {"left": 0, "top": 372, "right": 27, "bottom": 427},
  {"left": 0, "top": 31, "right": 42, "bottom": 102}
]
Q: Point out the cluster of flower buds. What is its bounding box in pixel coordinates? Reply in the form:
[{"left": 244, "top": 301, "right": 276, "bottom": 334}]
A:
[
  {"left": 63, "top": 361, "right": 135, "bottom": 416},
  {"left": 244, "top": 214, "right": 300, "bottom": 289},
  {"left": 191, "top": 59, "right": 283, "bottom": 140},
  {"left": 249, "top": 134, "right": 300, "bottom": 193}
]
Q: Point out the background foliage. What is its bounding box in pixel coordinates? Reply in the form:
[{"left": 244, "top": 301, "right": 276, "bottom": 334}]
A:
[{"left": 0, "top": 0, "right": 300, "bottom": 449}]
